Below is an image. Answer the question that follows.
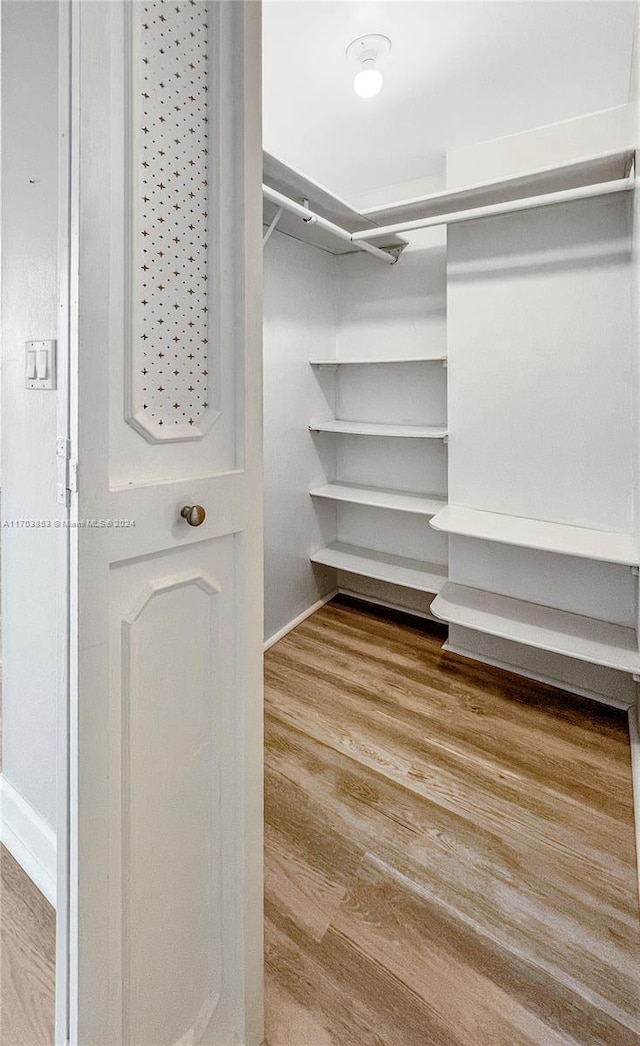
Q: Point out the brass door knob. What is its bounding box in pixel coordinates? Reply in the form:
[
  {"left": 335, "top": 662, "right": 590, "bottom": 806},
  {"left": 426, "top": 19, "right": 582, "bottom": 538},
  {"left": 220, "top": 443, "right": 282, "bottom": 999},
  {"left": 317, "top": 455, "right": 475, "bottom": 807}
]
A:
[{"left": 180, "top": 504, "right": 206, "bottom": 527}]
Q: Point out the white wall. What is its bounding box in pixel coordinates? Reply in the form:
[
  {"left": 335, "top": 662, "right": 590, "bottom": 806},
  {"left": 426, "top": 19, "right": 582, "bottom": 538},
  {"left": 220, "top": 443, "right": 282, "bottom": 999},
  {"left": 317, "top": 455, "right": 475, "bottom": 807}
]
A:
[
  {"left": 447, "top": 196, "right": 634, "bottom": 531},
  {"left": 332, "top": 242, "right": 448, "bottom": 608},
  {"left": 1, "top": 1, "right": 61, "bottom": 828},
  {"left": 445, "top": 110, "right": 637, "bottom": 705},
  {"left": 263, "top": 231, "right": 338, "bottom": 642},
  {"left": 263, "top": 232, "right": 450, "bottom": 634}
]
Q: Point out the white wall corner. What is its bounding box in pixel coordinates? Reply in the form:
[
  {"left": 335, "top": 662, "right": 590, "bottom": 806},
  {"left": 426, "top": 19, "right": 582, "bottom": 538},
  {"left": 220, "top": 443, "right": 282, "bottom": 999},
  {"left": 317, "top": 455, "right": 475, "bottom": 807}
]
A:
[
  {"left": 0, "top": 773, "right": 56, "bottom": 908},
  {"left": 264, "top": 590, "right": 338, "bottom": 651}
]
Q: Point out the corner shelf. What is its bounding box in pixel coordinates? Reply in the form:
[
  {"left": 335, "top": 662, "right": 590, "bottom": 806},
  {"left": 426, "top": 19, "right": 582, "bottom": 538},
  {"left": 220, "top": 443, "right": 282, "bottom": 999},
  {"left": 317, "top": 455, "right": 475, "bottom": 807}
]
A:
[
  {"left": 430, "top": 505, "right": 638, "bottom": 567},
  {"left": 431, "top": 582, "right": 640, "bottom": 674},
  {"left": 311, "top": 542, "right": 447, "bottom": 594},
  {"left": 263, "top": 150, "right": 407, "bottom": 257},
  {"left": 309, "top": 420, "right": 448, "bottom": 439},
  {"left": 310, "top": 355, "right": 446, "bottom": 366},
  {"left": 310, "top": 482, "right": 446, "bottom": 517}
]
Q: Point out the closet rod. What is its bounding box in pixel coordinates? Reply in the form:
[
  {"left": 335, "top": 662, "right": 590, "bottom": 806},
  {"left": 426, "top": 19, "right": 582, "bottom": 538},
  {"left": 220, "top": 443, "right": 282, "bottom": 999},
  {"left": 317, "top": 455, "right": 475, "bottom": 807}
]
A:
[
  {"left": 262, "top": 184, "right": 398, "bottom": 265},
  {"left": 351, "top": 176, "right": 634, "bottom": 240}
]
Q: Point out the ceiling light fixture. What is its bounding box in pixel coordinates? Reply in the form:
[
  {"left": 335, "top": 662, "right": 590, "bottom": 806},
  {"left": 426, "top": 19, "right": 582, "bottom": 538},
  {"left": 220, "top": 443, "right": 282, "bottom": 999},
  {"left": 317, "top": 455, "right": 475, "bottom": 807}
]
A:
[{"left": 346, "top": 35, "right": 391, "bottom": 100}]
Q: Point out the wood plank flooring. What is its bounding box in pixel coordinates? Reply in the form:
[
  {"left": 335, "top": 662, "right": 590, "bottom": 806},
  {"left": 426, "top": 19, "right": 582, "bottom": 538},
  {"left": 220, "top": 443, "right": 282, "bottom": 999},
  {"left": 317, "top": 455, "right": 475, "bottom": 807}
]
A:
[
  {"left": 265, "top": 597, "right": 640, "bottom": 1046},
  {"left": 0, "top": 845, "right": 55, "bottom": 1045},
  {"left": 1, "top": 597, "right": 638, "bottom": 1044}
]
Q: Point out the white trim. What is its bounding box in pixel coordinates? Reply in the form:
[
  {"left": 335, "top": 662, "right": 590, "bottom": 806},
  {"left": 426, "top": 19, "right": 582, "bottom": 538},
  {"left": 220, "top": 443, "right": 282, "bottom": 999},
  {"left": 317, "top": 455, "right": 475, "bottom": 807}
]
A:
[
  {"left": 337, "top": 588, "right": 444, "bottom": 626},
  {"left": 443, "top": 642, "right": 633, "bottom": 711},
  {"left": 264, "top": 591, "right": 338, "bottom": 651},
  {"left": 0, "top": 774, "right": 57, "bottom": 908},
  {"left": 628, "top": 704, "right": 640, "bottom": 903}
]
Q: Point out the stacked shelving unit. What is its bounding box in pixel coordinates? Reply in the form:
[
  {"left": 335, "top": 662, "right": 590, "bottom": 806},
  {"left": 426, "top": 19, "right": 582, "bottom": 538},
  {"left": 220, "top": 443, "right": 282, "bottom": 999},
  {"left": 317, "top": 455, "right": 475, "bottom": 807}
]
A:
[
  {"left": 264, "top": 145, "right": 640, "bottom": 695},
  {"left": 308, "top": 355, "right": 449, "bottom": 602}
]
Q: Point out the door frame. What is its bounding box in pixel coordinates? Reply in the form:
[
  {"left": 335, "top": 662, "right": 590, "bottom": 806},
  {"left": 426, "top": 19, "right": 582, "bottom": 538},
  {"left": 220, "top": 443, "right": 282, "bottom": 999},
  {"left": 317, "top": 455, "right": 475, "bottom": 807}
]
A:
[{"left": 55, "top": 1, "right": 76, "bottom": 1039}]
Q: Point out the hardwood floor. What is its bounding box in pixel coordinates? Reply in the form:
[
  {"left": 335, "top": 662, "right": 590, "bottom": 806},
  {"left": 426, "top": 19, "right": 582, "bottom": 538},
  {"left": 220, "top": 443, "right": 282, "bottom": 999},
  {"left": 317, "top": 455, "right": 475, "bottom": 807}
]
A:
[
  {"left": 265, "top": 597, "right": 640, "bottom": 1046},
  {"left": 1, "top": 597, "right": 638, "bottom": 1044},
  {"left": 0, "top": 845, "right": 55, "bottom": 1045}
]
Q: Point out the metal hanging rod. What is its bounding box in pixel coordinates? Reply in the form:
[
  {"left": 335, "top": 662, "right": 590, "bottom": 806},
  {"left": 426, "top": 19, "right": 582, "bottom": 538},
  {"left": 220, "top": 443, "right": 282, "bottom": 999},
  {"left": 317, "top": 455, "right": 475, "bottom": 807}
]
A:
[
  {"left": 351, "top": 175, "right": 634, "bottom": 241},
  {"left": 262, "top": 184, "right": 398, "bottom": 265}
]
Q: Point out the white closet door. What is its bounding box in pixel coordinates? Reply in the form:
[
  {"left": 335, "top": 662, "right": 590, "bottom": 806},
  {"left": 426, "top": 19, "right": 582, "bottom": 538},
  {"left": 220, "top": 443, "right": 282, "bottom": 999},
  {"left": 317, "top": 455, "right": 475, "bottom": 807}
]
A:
[{"left": 57, "top": 3, "right": 263, "bottom": 1043}]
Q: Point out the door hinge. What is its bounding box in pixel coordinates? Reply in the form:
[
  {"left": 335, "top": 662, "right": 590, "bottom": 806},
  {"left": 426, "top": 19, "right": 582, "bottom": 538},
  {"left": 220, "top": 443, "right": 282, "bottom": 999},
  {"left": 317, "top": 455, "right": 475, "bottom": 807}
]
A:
[{"left": 56, "top": 436, "right": 78, "bottom": 507}]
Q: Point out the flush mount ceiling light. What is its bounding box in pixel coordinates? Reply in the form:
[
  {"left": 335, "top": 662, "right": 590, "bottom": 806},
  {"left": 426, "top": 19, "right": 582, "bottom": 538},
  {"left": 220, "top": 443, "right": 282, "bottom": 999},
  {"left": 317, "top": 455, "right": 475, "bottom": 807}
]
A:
[{"left": 346, "top": 34, "right": 391, "bottom": 99}]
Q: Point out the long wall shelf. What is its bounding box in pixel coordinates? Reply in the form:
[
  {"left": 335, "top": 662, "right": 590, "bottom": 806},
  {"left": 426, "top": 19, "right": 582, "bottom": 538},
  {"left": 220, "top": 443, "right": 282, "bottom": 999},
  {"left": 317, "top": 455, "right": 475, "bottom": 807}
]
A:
[
  {"left": 358, "top": 149, "right": 634, "bottom": 227},
  {"left": 310, "top": 482, "right": 446, "bottom": 516},
  {"left": 311, "top": 542, "right": 447, "bottom": 594},
  {"left": 310, "top": 356, "right": 446, "bottom": 366},
  {"left": 430, "top": 505, "right": 638, "bottom": 567},
  {"left": 264, "top": 148, "right": 634, "bottom": 258},
  {"left": 431, "top": 582, "right": 640, "bottom": 674},
  {"left": 309, "top": 420, "right": 448, "bottom": 439}
]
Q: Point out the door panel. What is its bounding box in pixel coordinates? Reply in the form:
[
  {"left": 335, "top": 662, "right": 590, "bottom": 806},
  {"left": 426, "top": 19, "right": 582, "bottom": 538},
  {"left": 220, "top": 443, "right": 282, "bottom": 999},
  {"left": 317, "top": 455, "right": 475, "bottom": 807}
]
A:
[
  {"left": 61, "top": 2, "right": 264, "bottom": 1043},
  {"left": 115, "top": 546, "right": 231, "bottom": 1045}
]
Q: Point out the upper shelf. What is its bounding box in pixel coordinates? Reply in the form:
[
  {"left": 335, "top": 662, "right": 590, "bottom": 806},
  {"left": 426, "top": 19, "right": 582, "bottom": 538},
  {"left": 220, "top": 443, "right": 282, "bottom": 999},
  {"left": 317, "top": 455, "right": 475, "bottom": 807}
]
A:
[
  {"left": 430, "top": 505, "right": 639, "bottom": 567},
  {"left": 309, "top": 420, "right": 448, "bottom": 439},
  {"left": 359, "top": 149, "right": 635, "bottom": 227},
  {"left": 310, "top": 355, "right": 446, "bottom": 366},
  {"left": 263, "top": 151, "right": 407, "bottom": 257},
  {"left": 264, "top": 148, "right": 635, "bottom": 259}
]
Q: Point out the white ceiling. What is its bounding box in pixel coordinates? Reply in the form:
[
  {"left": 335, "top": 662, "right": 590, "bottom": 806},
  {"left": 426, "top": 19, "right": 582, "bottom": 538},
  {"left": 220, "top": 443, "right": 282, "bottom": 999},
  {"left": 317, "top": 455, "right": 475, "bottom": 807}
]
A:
[{"left": 262, "top": 1, "right": 637, "bottom": 205}]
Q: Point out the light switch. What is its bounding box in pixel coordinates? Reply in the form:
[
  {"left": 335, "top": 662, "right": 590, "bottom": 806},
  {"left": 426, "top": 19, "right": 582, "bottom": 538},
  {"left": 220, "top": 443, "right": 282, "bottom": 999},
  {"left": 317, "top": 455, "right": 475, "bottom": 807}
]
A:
[{"left": 25, "top": 340, "right": 56, "bottom": 390}]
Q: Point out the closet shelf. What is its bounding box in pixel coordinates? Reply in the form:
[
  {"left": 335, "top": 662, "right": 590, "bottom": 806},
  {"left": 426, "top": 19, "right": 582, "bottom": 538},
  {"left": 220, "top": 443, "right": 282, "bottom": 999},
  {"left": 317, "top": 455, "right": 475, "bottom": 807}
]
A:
[
  {"left": 311, "top": 542, "right": 447, "bottom": 594},
  {"left": 310, "top": 483, "right": 446, "bottom": 517},
  {"left": 430, "top": 505, "right": 638, "bottom": 567},
  {"left": 431, "top": 582, "right": 640, "bottom": 674},
  {"left": 263, "top": 150, "right": 407, "bottom": 259},
  {"left": 309, "top": 355, "right": 446, "bottom": 366},
  {"left": 358, "top": 149, "right": 634, "bottom": 229},
  {"left": 309, "top": 420, "right": 448, "bottom": 439}
]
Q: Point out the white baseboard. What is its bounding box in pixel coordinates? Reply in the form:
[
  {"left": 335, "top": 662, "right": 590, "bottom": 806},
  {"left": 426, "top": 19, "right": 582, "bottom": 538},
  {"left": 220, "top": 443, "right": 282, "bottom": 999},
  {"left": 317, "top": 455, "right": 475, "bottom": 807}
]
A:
[
  {"left": 443, "top": 642, "right": 633, "bottom": 711},
  {"left": 264, "top": 590, "right": 338, "bottom": 651},
  {"left": 0, "top": 774, "right": 56, "bottom": 907},
  {"left": 337, "top": 588, "right": 443, "bottom": 625},
  {"left": 628, "top": 704, "right": 640, "bottom": 903}
]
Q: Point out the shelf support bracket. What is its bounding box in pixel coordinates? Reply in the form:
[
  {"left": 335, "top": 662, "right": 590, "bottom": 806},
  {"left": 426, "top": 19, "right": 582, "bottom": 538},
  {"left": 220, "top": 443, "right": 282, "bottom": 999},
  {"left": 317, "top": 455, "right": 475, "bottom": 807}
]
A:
[{"left": 262, "top": 206, "right": 284, "bottom": 247}]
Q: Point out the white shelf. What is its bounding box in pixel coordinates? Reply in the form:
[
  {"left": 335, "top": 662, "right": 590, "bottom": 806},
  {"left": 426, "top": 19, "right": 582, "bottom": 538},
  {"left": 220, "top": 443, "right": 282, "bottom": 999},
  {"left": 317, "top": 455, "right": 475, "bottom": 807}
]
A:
[
  {"left": 309, "top": 419, "right": 448, "bottom": 439},
  {"left": 263, "top": 150, "right": 407, "bottom": 257},
  {"left": 311, "top": 542, "right": 447, "bottom": 594},
  {"left": 430, "top": 505, "right": 638, "bottom": 567},
  {"left": 310, "top": 483, "right": 446, "bottom": 517},
  {"left": 431, "top": 582, "right": 640, "bottom": 674},
  {"left": 310, "top": 356, "right": 446, "bottom": 366},
  {"left": 360, "top": 149, "right": 634, "bottom": 226}
]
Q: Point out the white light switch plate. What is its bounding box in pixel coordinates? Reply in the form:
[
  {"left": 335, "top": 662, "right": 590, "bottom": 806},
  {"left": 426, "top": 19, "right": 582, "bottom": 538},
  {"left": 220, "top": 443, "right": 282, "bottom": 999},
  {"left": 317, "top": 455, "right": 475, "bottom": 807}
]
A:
[{"left": 25, "top": 340, "right": 56, "bottom": 390}]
